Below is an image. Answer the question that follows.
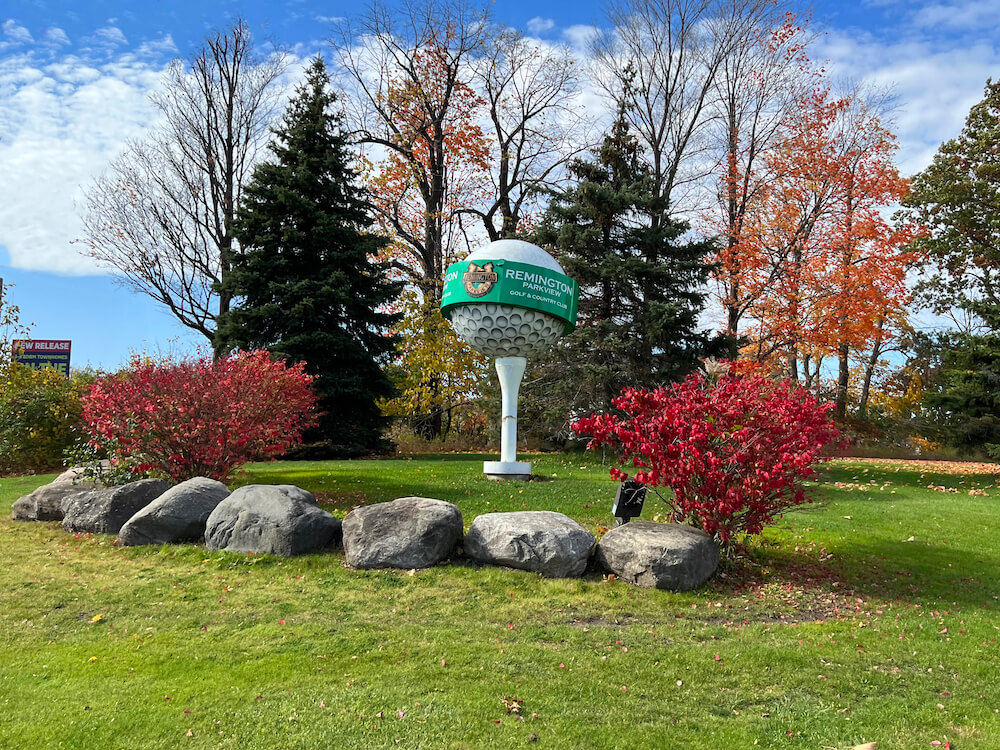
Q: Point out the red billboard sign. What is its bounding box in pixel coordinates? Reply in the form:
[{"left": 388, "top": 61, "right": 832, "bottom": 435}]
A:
[{"left": 11, "top": 339, "right": 72, "bottom": 376}]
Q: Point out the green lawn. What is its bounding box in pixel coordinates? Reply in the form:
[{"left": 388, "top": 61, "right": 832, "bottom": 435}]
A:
[{"left": 1, "top": 454, "right": 997, "bottom": 749}]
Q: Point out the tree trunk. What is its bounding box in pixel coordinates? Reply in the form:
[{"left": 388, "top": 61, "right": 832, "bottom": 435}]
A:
[
  {"left": 858, "top": 319, "right": 886, "bottom": 419},
  {"left": 835, "top": 342, "right": 850, "bottom": 420}
]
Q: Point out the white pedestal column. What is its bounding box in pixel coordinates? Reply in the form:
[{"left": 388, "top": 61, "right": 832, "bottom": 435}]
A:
[{"left": 483, "top": 355, "right": 532, "bottom": 481}]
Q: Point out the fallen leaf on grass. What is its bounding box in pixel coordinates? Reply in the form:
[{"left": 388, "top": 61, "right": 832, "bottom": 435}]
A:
[{"left": 502, "top": 696, "right": 523, "bottom": 714}]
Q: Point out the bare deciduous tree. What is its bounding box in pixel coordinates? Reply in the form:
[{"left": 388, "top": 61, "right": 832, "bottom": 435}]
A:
[
  {"left": 80, "top": 20, "right": 287, "bottom": 356},
  {"left": 592, "top": 0, "right": 779, "bottom": 213},
  {"left": 469, "top": 29, "right": 591, "bottom": 240}
]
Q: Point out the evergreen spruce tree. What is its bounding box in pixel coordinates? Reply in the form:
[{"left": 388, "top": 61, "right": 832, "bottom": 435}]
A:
[
  {"left": 218, "top": 57, "right": 401, "bottom": 456},
  {"left": 526, "top": 106, "right": 722, "bottom": 436},
  {"left": 924, "top": 332, "right": 1000, "bottom": 457}
]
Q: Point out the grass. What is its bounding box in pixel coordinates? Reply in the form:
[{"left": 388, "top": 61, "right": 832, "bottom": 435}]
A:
[{"left": 1, "top": 454, "right": 998, "bottom": 748}]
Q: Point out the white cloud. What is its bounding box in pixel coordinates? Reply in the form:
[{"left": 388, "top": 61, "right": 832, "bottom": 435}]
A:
[
  {"left": 526, "top": 17, "right": 556, "bottom": 35},
  {"left": 562, "top": 24, "right": 598, "bottom": 52},
  {"left": 134, "top": 35, "right": 179, "bottom": 58},
  {"left": 2, "top": 19, "right": 33, "bottom": 45},
  {"left": 0, "top": 53, "right": 167, "bottom": 275},
  {"left": 85, "top": 25, "right": 128, "bottom": 49},
  {"left": 44, "top": 27, "right": 71, "bottom": 46},
  {"left": 815, "top": 28, "right": 1000, "bottom": 176},
  {"left": 0, "top": 34, "right": 303, "bottom": 277},
  {"left": 911, "top": 0, "right": 1000, "bottom": 30}
]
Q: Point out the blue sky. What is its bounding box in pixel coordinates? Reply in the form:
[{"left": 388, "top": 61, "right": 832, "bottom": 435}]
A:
[{"left": 1, "top": 0, "right": 999, "bottom": 370}]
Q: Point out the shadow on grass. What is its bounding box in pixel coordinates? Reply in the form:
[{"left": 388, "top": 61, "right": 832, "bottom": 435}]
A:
[{"left": 712, "top": 533, "right": 999, "bottom": 619}]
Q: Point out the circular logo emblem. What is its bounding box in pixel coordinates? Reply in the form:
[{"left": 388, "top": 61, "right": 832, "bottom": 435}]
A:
[{"left": 462, "top": 262, "right": 498, "bottom": 298}]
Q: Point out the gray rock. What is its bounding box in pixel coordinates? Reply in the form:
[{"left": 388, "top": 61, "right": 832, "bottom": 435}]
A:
[
  {"left": 118, "top": 477, "right": 231, "bottom": 546},
  {"left": 61, "top": 479, "right": 170, "bottom": 535},
  {"left": 464, "top": 511, "right": 595, "bottom": 577},
  {"left": 204, "top": 484, "right": 341, "bottom": 557},
  {"left": 11, "top": 480, "right": 100, "bottom": 521},
  {"left": 342, "top": 497, "right": 462, "bottom": 570},
  {"left": 595, "top": 521, "right": 720, "bottom": 591}
]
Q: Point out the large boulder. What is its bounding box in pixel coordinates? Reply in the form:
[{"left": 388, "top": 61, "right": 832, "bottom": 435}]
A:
[
  {"left": 12, "top": 480, "right": 100, "bottom": 522},
  {"left": 595, "top": 521, "right": 720, "bottom": 591},
  {"left": 118, "top": 477, "right": 231, "bottom": 546},
  {"left": 464, "top": 511, "right": 595, "bottom": 578},
  {"left": 61, "top": 479, "right": 170, "bottom": 535},
  {"left": 204, "top": 484, "right": 341, "bottom": 557},
  {"left": 342, "top": 497, "right": 462, "bottom": 570}
]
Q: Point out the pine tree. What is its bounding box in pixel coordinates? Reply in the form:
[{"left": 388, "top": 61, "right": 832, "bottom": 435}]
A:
[
  {"left": 218, "top": 57, "right": 402, "bottom": 456},
  {"left": 526, "top": 106, "right": 722, "bottom": 434}
]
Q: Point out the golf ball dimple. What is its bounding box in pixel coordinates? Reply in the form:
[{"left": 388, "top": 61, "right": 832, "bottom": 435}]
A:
[{"left": 449, "top": 304, "right": 563, "bottom": 357}]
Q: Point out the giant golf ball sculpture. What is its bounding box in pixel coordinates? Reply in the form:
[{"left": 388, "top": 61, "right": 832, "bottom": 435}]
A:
[{"left": 442, "top": 240, "right": 578, "bottom": 480}]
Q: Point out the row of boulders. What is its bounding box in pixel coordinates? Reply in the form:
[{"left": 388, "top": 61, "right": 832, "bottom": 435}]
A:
[{"left": 12, "top": 475, "right": 719, "bottom": 591}]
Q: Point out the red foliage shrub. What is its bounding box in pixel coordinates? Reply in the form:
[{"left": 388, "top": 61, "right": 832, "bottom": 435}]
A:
[
  {"left": 81, "top": 350, "right": 318, "bottom": 482},
  {"left": 571, "top": 369, "right": 840, "bottom": 545}
]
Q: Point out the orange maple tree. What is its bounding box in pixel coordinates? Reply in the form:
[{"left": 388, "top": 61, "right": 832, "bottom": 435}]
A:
[
  {"left": 728, "top": 87, "right": 921, "bottom": 415},
  {"left": 366, "top": 43, "right": 491, "bottom": 300}
]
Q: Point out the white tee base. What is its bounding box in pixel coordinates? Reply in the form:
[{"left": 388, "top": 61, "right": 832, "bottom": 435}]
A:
[
  {"left": 483, "top": 460, "right": 533, "bottom": 482},
  {"left": 485, "top": 356, "right": 531, "bottom": 481}
]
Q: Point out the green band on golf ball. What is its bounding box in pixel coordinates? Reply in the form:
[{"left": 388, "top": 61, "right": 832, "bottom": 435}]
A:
[{"left": 441, "top": 259, "right": 578, "bottom": 333}]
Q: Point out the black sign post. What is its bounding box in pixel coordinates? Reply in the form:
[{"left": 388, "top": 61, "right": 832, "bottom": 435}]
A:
[{"left": 612, "top": 479, "right": 647, "bottom": 525}]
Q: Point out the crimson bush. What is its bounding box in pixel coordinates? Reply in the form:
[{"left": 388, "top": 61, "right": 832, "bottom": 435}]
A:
[
  {"left": 81, "top": 351, "right": 318, "bottom": 482},
  {"left": 572, "top": 369, "right": 840, "bottom": 545}
]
